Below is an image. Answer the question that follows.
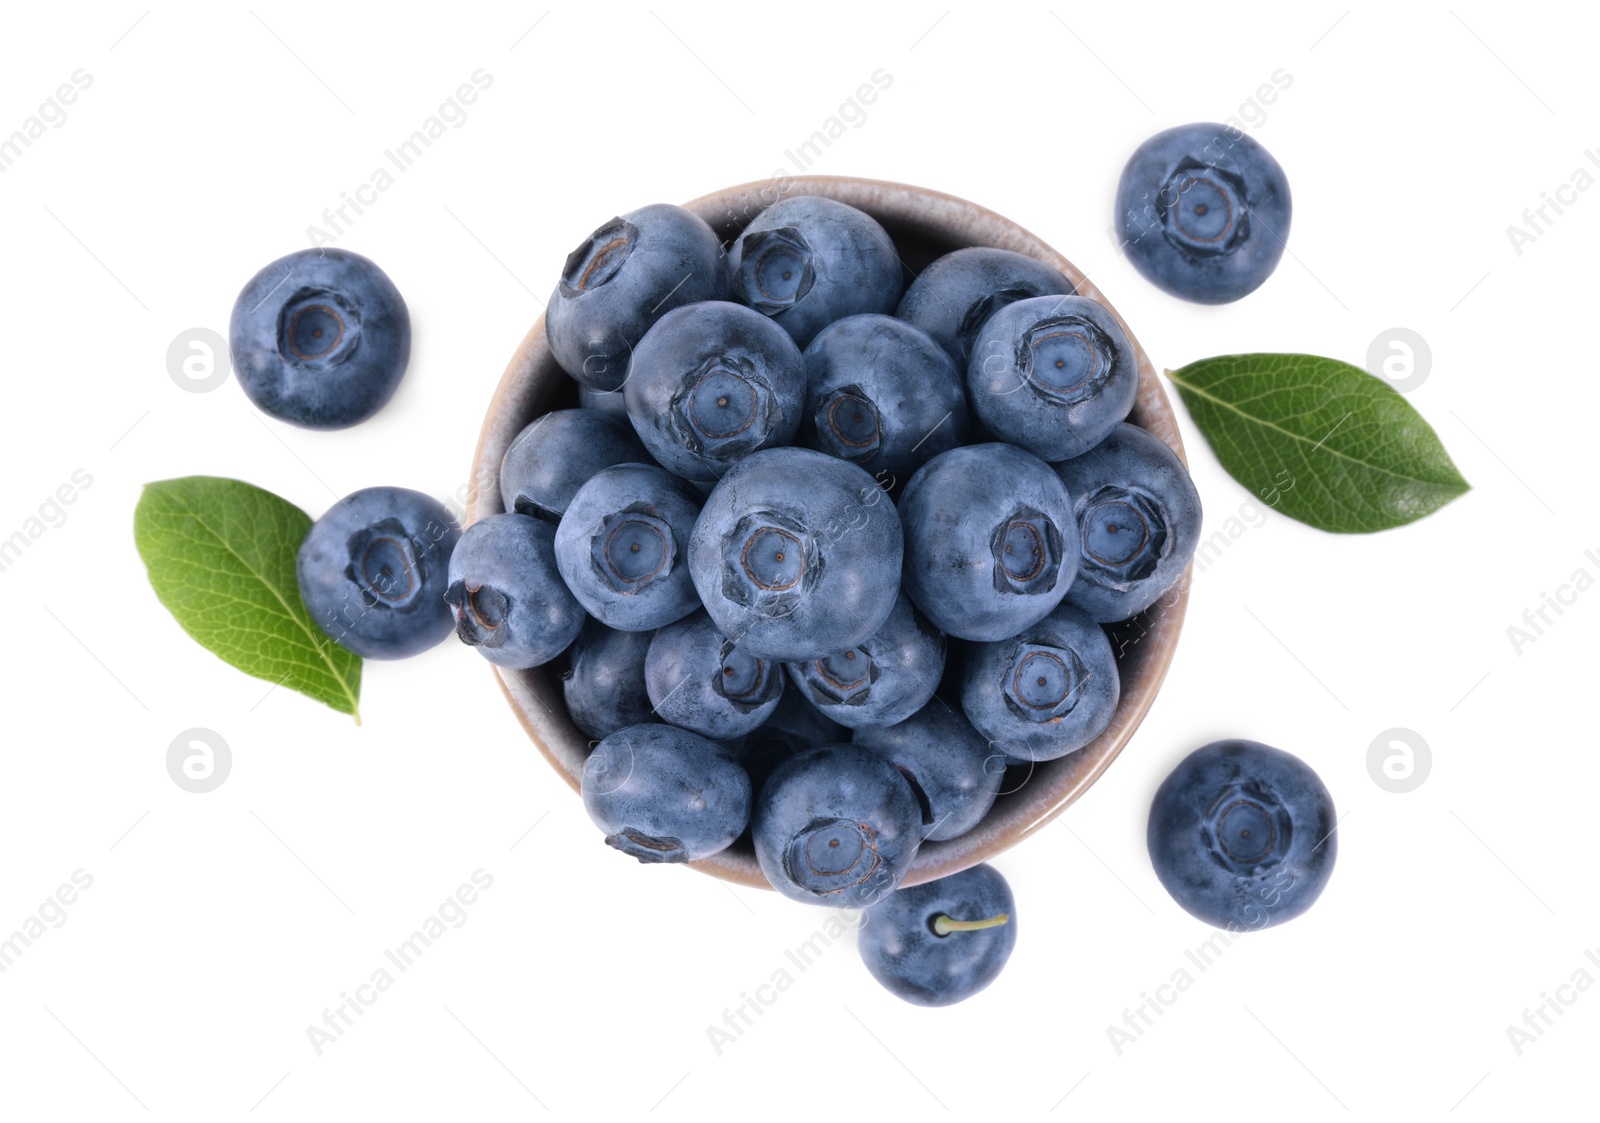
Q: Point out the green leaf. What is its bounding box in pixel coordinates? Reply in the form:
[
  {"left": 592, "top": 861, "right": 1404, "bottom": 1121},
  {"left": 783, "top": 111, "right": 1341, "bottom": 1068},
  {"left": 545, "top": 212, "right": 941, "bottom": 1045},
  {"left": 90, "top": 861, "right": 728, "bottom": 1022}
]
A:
[
  {"left": 134, "top": 477, "right": 362, "bottom": 721},
  {"left": 1166, "top": 354, "right": 1470, "bottom": 534}
]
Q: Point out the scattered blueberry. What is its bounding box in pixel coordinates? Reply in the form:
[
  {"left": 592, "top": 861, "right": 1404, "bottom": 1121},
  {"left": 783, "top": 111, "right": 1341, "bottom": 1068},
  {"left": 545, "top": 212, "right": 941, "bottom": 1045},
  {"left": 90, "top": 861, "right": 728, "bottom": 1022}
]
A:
[
  {"left": 563, "top": 618, "right": 657, "bottom": 742},
  {"left": 445, "top": 513, "right": 583, "bottom": 669},
  {"left": 297, "top": 486, "right": 460, "bottom": 659},
  {"left": 645, "top": 609, "right": 784, "bottom": 740},
  {"left": 1148, "top": 740, "right": 1336, "bottom": 929},
  {"left": 499, "top": 408, "right": 650, "bottom": 523},
  {"left": 1115, "top": 123, "right": 1292, "bottom": 304},
  {"left": 857, "top": 863, "right": 1017, "bottom": 1006},
  {"left": 896, "top": 246, "right": 1074, "bottom": 369},
  {"left": 230, "top": 248, "right": 410, "bottom": 429},
  {"left": 853, "top": 700, "right": 1004, "bottom": 842},
  {"left": 785, "top": 593, "right": 944, "bottom": 730}
]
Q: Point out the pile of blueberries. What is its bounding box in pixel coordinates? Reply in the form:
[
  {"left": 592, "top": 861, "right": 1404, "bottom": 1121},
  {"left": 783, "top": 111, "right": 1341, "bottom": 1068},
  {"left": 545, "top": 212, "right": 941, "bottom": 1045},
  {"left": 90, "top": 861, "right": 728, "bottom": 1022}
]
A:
[{"left": 233, "top": 124, "right": 1334, "bottom": 1006}]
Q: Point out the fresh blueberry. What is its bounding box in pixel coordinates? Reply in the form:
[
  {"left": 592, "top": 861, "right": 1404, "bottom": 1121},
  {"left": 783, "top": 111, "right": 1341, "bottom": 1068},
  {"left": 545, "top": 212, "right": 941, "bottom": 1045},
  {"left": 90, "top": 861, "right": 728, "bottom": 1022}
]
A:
[
  {"left": 624, "top": 301, "right": 806, "bottom": 484},
  {"left": 545, "top": 203, "right": 730, "bottom": 390},
  {"left": 857, "top": 863, "right": 1017, "bottom": 1006},
  {"left": 784, "top": 593, "right": 944, "bottom": 730},
  {"left": 230, "top": 248, "right": 410, "bottom": 429},
  {"left": 1115, "top": 123, "right": 1292, "bottom": 304},
  {"left": 738, "top": 690, "right": 848, "bottom": 798},
  {"left": 896, "top": 246, "right": 1074, "bottom": 369},
  {"left": 688, "top": 446, "right": 903, "bottom": 662},
  {"left": 554, "top": 463, "right": 702, "bottom": 632},
  {"left": 853, "top": 700, "right": 1004, "bottom": 842},
  {"left": 645, "top": 609, "right": 784, "bottom": 740},
  {"left": 499, "top": 409, "right": 650, "bottom": 523},
  {"left": 752, "top": 744, "right": 923, "bottom": 908},
  {"left": 1052, "top": 422, "right": 1202, "bottom": 623},
  {"left": 582, "top": 722, "right": 751, "bottom": 863},
  {"left": 898, "top": 443, "right": 1077, "bottom": 641},
  {"left": 296, "top": 486, "right": 460, "bottom": 659},
  {"left": 1148, "top": 740, "right": 1336, "bottom": 929},
  {"left": 799, "top": 314, "right": 968, "bottom": 484},
  {"left": 959, "top": 602, "right": 1119, "bottom": 762},
  {"left": 728, "top": 195, "right": 902, "bottom": 347},
  {"left": 967, "top": 295, "right": 1139, "bottom": 462},
  {"left": 562, "top": 618, "right": 657, "bottom": 742},
  {"left": 578, "top": 384, "right": 631, "bottom": 423},
  {"left": 446, "top": 513, "right": 583, "bottom": 669}
]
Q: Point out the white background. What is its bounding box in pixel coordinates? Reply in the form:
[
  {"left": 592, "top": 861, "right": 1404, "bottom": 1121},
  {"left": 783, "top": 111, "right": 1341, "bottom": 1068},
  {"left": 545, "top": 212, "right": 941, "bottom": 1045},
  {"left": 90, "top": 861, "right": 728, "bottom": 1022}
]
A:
[{"left": 1, "top": 2, "right": 1595, "bottom": 1119}]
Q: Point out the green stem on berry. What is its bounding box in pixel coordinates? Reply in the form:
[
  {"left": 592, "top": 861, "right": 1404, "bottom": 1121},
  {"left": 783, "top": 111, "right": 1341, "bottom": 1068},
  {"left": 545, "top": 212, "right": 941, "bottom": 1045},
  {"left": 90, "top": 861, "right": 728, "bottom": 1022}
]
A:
[{"left": 932, "top": 912, "right": 1009, "bottom": 936}]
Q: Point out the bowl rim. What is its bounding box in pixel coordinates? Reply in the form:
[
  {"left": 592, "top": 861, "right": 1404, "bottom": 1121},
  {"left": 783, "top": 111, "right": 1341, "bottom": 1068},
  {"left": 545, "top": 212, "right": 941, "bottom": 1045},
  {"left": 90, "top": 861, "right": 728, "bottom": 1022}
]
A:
[{"left": 468, "top": 174, "right": 1191, "bottom": 890}]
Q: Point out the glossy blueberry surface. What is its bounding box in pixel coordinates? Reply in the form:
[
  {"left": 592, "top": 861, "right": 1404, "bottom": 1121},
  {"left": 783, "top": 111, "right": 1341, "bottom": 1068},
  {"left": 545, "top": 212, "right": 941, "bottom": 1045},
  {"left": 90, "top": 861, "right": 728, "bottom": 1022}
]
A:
[
  {"left": 784, "top": 593, "right": 944, "bottom": 730},
  {"left": 1053, "top": 422, "right": 1202, "bottom": 623},
  {"left": 968, "top": 295, "right": 1139, "bottom": 461},
  {"left": 728, "top": 195, "right": 902, "bottom": 347},
  {"left": 499, "top": 409, "right": 650, "bottom": 523},
  {"left": 853, "top": 699, "right": 1004, "bottom": 842},
  {"left": 554, "top": 463, "right": 702, "bottom": 632},
  {"left": 230, "top": 248, "right": 410, "bottom": 429},
  {"left": 896, "top": 246, "right": 1074, "bottom": 369},
  {"left": 545, "top": 203, "right": 730, "bottom": 390},
  {"left": 688, "top": 447, "right": 904, "bottom": 662},
  {"left": 562, "top": 618, "right": 657, "bottom": 742},
  {"left": 857, "top": 863, "right": 1017, "bottom": 1006},
  {"left": 1148, "top": 740, "right": 1336, "bottom": 929},
  {"left": 898, "top": 443, "right": 1077, "bottom": 641},
  {"left": 445, "top": 513, "right": 583, "bottom": 669},
  {"left": 296, "top": 486, "right": 460, "bottom": 659},
  {"left": 645, "top": 609, "right": 784, "bottom": 740},
  {"left": 624, "top": 301, "right": 806, "bottom": 483},
  {"left": 581, "top": 723, "right": 751, "bottom": 863},
  {"left": 1115, "top": 123, "right": 1292, "bottom": 303}
]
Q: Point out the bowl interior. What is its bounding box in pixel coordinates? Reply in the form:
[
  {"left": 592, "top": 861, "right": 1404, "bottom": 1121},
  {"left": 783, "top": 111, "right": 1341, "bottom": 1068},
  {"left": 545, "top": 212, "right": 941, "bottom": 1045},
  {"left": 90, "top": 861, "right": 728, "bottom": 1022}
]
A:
[{"left": 469, "top": 175, "right": 1190, "bottom": 890}]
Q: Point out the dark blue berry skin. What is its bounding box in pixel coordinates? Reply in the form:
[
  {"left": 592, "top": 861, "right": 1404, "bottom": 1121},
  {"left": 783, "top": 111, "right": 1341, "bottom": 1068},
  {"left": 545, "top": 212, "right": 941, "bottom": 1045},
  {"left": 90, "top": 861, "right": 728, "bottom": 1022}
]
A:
[
  {"left": 230, "top": 248, "right": 410, "bottom": 429},
  {"left": 645, "top": 610, "right": 784, "bottom": 740},
  {"left": 785, "top": 594, "right": 944, "bottom": 731},
  {"left": 1115, "top": 123, "right": 1292, "bottom": 304},
  {"left": 1052, "top": 423, "right": 1202, "bottom": 624},
  {"left": 582, "top": 723, "right": 751, "bottom": 863},
  {"left": 624, "top": 301, "right": 806, "bottom": 484},
  {"left": 545, "top": 203, "right": 730, "bottom": 390},
  {"left": 857, "top": 863, "right": 1017, "bottom": 1006},
  {"left": 445, "top": 513, "right": 583, "bottom": 669},
  {"left": 854, "top": 700, "right": 1004, "bottom": 842},
  {"left": 959, "top": 602, "right": 1119, "bottom": 762},
  {"left": 1148, "top": 740, "right": 1336, "bottom": 930},
  {"left": 967, "top": 295, "right": 1139, "bottom": 462},
  {"left": 898, "top": 443, "right": 1078, "bottom": 642},
  {"left": 752, "top": 744, "right": 923, "bottom": 908},
  {"left": 739, "top": 690, "right": 848, "bottom": 799},
  {"left": 297, "top": 487, "right": 460, "bottom": 659},
  {"left": 799, "top": 314, "right": 968, "bottom": 484},
  {"left": 896, "top": 247, "right": 1074, "bottom": 369},
  {"left": 688, "top": 447, "right": 904, "bottom": 662},
  {"left": 728, "top": 195, "right": 902, "bottom": 347},
  {"left": 499, "top": 409, "right": 650, "bottom": 523},
  {"left": 578, "top": 384, "right": 631, "bottom": 423},
  {"left": 554, "top": 463, "right": 702, "bottom": 632},
  {"left": 562, "top": 619, "right": 656, "bottom": 742}
]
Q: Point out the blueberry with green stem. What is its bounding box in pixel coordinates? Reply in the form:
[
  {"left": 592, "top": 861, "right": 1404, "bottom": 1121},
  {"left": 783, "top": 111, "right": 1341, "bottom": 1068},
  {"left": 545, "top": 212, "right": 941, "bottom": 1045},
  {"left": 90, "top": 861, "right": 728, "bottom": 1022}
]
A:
[{"left": 857, "top": 863, "right": 1017, "bottom": 1006}]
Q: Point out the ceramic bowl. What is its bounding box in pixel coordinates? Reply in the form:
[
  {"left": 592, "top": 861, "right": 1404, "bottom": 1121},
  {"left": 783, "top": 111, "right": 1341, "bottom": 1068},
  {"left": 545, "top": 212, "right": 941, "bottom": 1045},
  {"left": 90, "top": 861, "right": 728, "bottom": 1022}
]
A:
[{"left": 468, "top": 175, "right": 1191, "bottom": 889}]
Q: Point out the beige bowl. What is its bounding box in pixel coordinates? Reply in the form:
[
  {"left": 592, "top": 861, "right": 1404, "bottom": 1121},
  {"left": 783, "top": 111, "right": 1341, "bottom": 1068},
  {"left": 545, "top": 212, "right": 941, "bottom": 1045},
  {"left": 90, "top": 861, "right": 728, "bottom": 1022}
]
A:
[{"left": 469, "top": 175, "right": 1190, "bottom": 890}]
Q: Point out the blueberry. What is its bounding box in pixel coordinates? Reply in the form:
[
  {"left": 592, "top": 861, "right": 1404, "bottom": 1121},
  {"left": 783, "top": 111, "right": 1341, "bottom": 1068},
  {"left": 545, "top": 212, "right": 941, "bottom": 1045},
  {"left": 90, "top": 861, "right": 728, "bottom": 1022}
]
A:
[
  {"left": 296, "top": 486, "right": 460, "bottom": 659},
  {"left": 499, "top": 409, "right": 650, "bottom": 523},
  {"left": 967, "top": 295, "right": 1139, "bottom": 461},
  {"left": 624, "top": 301, "right": 806, "bottom": 483},
  {"left": 799, "top": 314, "right": 968, "bottom": 484},
  {"left": 959, "top": 602, "right": 1119, "bottom": 762},
  {"left": 545, "top": 203, "right": 730, "bottom": 390},
  {"left": 1052, "top": 423, "right": 1202, "bottom": 623},
  {"left": 898, "top": 443, "right": 1077, "bottom": 641},
  {"left": 728, "top": 195, "right": 902, "bottom": 347},
  {"left": 857, "top": 863, "right": 1017, "bottom": 1006},
  {"left": 582, "top": 722, "right": 751, "bottom": 863},
  {"left": 1148, "top": 740, "right": 1336, "bottom": 929},
  {"left": 739, "top": 690, "right": 848, "bottom": 799},
  {"left": 1115, "top": 123, "right": 1292, "bottom": 304},
  {"left": 445, "top": 513, "right": 583, "bottom": 669},
  {"left": 562, "top": 618, "right": 657, "bottom": 742},
  {"left": 752, "top": 744, "right": 923, "bottom": 908},
  {"left": 688, "top": 447, "right": 903, "bottom": 662},
  {"left": 645, "top": 609, "right": 784, "bottom": 740},
  {"left": 554, "top": 463, "right": 702, "bottom": 632},
  {"left": 229, "top": 248, "right": 410, "bottom": 429},
  {"left": 853, "top": 700, "right": 1004, "bottom": 842},
  {"left": 785, "top": 593, "right": 944, "bottom": 730},
  {"left": 896, "top": 246, "right": 1074, "bottom": 369}
]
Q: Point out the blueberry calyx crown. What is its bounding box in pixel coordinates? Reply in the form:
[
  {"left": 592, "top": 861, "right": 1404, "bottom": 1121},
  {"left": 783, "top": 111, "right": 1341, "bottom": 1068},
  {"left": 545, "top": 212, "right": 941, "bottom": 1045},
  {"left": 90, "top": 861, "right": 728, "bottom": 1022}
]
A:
[
  {"left": 605, "top": 829, "right": 689, "bottom": 864},
  {"left": 445, "top": 580, "right": 510, "bottom": 649},
  {"left": 1156, "top": 161, "right": 1249, "bottom": 258},
  {"left": 1077, "top": 485, "right": 1167, "bottom": 589},
  {"left": 991, "top": 506, "right": 1064, "bottom": 595},
  {"left": 1201, "top": 781, "right": 1292, "bottom": 873},
  {"left": 711, "top": 642, "right": 781, "bottom": 712},
  {"left": 738, "top": 227, "right": 815, "bottom": 314},
  {"left": 279, "top": 288, "right": 361, "bottom": 369},
  {"left": 345, "top": 518, "right": 424, "bottom": 611},
  {"left": 800, "top": 648, "right": 877, "bottom": 706},
  {"left": 1002, "top": 639, "right": 1088, "bottom": 724},
  {"left": 1017, "top": 315, "right": 1115, "bottom": 404},
  {"left": 785, "top": 817, "right": 881, "bottom": 897},
  {"left": 559, "top": 216, "right": 637, "bottom": 298},
  {"left": 591, "top": 503, "right": 675, "bottom": 592},
  {"left": 815, "top": 385, "right": 882, "bottom": 461},
  {"left": 670, "top": 356, "right": 773, "bottom": 462},
  {"left": 720, "top": 511, "right": 816, "bottom": 618}
]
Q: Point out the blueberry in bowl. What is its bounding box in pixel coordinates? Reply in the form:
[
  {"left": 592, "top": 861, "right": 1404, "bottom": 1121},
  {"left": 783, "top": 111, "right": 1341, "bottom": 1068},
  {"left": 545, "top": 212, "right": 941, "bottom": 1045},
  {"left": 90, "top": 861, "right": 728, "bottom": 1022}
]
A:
[
  {"left": 896, "top": 246, "right": 1074, "bottom": 369},
  {"left": 499, "top": 409, "right": 650, "bottom": 523}
]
